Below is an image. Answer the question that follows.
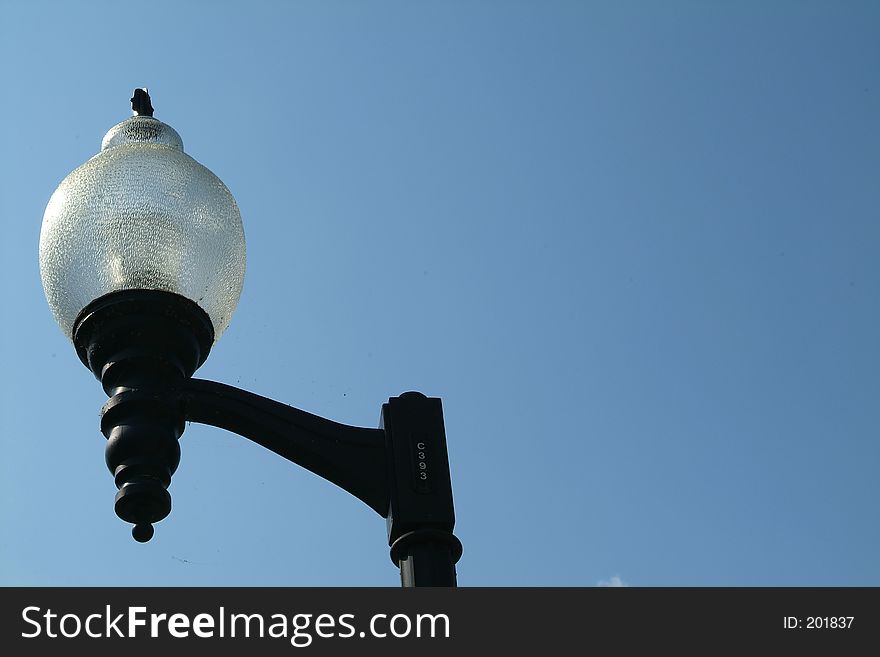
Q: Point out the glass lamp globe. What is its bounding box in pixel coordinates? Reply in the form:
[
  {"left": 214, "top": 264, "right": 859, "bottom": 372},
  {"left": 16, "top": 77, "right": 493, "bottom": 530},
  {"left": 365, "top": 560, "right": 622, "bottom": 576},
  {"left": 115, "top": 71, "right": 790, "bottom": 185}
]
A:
[{"left": 39, "top": 96, "right": 246, "bottom": 342}]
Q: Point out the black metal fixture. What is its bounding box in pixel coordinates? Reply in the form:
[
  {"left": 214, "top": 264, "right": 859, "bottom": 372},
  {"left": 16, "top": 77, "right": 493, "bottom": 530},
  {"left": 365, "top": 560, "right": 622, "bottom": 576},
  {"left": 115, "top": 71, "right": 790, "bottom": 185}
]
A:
[{"left": 39, "top": 90, "right": 462, "bottom": 587}]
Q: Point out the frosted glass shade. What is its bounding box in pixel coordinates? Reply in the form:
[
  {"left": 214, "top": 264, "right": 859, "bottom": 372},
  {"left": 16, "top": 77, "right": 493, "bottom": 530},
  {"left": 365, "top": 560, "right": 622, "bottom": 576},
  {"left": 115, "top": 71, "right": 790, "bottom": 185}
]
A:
[{"left": 39, "top": 115, "right": 246, "bottom": 341}]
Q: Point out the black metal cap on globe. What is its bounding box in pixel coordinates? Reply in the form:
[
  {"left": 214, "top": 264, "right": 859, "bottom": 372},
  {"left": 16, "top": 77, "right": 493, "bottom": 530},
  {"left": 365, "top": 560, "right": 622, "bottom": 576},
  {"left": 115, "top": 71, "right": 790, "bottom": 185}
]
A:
[{"left": 131, "top": 88, "right": 154, "bottom": 117}]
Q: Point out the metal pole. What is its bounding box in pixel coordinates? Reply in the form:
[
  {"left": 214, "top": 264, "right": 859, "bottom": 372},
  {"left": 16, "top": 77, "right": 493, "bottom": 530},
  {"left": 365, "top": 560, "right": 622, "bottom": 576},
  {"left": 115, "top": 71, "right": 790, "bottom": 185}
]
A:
[{"left": 382, "top": 393, "right": 462, "bottom": 587}]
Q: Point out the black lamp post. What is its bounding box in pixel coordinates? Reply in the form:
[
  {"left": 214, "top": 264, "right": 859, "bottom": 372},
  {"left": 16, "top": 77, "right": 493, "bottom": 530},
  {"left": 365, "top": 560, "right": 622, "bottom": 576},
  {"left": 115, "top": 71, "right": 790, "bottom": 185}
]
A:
[{"left": 38, "top": 90, "right": 462, "bottom": 587}]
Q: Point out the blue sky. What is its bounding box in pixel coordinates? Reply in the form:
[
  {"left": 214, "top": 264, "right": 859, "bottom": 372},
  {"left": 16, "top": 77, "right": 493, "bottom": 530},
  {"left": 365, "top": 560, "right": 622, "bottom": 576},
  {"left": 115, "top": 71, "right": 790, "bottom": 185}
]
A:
[{"left": 1, "top": 0, "right": 878, "bottom": 586}]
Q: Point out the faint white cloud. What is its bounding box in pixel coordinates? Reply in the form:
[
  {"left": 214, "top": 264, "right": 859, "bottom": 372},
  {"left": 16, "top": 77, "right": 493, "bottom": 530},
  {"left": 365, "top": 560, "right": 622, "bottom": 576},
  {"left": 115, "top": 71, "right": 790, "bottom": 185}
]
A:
[{"left": 597, "top": 575, "right": 627, "bottom": 587}]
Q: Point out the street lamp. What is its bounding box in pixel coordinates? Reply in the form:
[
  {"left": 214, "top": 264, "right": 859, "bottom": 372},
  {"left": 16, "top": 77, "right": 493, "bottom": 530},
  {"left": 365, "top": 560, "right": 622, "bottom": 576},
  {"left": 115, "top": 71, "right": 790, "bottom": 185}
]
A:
[{"left": 38, "top": 90, "right": 462, "bottom": 587}]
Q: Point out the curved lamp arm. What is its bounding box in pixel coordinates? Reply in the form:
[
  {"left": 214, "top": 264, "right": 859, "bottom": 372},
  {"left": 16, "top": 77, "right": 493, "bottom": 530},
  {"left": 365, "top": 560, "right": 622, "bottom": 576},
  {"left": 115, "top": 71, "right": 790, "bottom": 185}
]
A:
[
  {"left": 181, "top": 378, "right": 389, "bottom": 518},
  {"left": 179, "top": 381, "right": 461, "bottom": 585}
]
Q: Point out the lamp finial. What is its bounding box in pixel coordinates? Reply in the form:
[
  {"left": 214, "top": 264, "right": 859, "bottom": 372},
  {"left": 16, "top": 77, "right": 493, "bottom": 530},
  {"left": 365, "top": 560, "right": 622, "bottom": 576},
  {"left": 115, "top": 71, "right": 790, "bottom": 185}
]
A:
[{"left": 131, "top": 88, "right": 154, "bottom": 117}]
